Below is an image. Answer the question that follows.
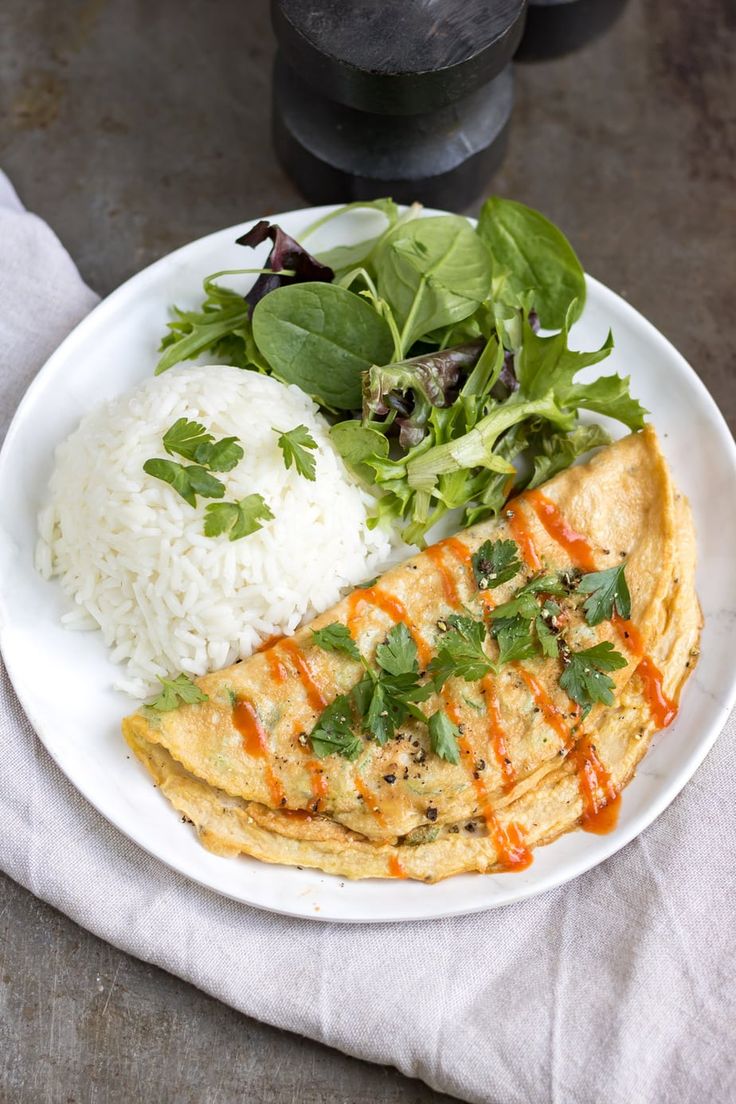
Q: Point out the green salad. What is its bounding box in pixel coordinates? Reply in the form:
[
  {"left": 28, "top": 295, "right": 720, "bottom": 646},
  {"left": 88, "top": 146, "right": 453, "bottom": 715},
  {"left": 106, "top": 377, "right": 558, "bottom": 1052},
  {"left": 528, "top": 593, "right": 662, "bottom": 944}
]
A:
[{"left": 156, "top": 196, "right": 646, "bottom": 546}]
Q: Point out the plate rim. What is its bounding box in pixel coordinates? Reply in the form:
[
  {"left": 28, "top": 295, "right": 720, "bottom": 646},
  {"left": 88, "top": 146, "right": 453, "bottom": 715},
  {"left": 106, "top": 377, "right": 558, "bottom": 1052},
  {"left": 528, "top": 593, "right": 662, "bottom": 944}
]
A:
[{"left": 1, "top": 204, "right": 735, "bottom": 923}]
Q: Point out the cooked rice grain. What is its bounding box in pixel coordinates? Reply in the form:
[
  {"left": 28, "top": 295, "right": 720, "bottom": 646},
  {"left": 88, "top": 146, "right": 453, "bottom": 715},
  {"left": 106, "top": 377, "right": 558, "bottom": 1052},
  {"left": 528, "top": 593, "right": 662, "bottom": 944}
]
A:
[{"left": 37, "top": 366, "right": 392, "bottom": 697}]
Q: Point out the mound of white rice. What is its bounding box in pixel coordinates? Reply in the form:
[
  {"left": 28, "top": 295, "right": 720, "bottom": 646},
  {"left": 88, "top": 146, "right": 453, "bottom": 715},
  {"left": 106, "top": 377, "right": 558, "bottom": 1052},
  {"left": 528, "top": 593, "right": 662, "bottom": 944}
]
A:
[{"left": 36, "top": 365, "right": 392, "bottom": 698}]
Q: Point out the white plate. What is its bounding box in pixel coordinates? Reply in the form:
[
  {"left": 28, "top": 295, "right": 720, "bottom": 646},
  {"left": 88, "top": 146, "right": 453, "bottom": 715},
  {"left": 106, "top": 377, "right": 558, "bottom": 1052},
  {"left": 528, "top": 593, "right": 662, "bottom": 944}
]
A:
[{"left": 1, "top": 205, "right": 735, "bottom": 923}]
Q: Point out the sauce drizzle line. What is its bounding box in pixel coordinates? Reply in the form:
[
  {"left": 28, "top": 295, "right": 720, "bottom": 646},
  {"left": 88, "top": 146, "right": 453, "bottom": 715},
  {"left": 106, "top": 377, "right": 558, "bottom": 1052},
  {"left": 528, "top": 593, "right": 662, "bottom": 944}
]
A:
[
  {"left": 446, "top": 700, "right": 532, "bottom": 872},
  {"left": 353, "top": 772, "right": 387, "bottom": 829},
  {"left": 232, "top": 698, "right": 285, "bottom": 807},
  {"left": 425, "top": 544, "right": 463, "bottom": 608},
  {"left": 278, "top": 638, "right": 328, "bottom": 712},
  {"left": 347, "top": 587, "right": 432, "bottom": 668},
  {"left": 482, "top": 675, "right": 516, "bottom": 791},
  {"left": 506, "top": 501, "right": 542, "bottom": 572},
  {"left": 571, "top": 734, "right": 621, "bottom": 834},
  {"left": 527, "top": 490, "right": 598, "bottom": 572},
  {"left": 388, "top": 854, "right": 406, "bottom": 878}
]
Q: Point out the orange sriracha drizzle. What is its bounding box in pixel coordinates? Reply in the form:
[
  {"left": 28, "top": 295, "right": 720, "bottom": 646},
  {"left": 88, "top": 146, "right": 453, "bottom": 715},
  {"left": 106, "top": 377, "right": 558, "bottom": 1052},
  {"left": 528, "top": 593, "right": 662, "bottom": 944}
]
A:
[
  {"left": 278, "top": 638, "right": 328, "bottom": 712},
  {"left": 264, "top": 648, "right": 289, "bottom": 684},
  {"left": 388, "top": 854, "right": 406, "bottom": 878},
  {"left": 255, "top": 633, "right": 285, "bottom": 653},
  {"left": 425, "top": 544, "right": 463, "bottom": 607},
  {"left": 514, "top": 665, "right": 578, "bottom": 747},
  {"left": 635, "top": 656, "right": 678, "bottom": 729},
  {"left": 505, "top": 500, "right": 542, "bottom": 571},
  {"left": 347, "top": 586, "right": 432, "bottom": 668},
  {"left": 231, "top": 698, "right": 285, "bottom": 807},
  {"left": 526, "top": 490, "right": 598, "bottom": 572},
  {"left": 516, "top": 489, "right": 678, "bottom": 829},
  {"left": 445, "top": 700, "right": 532, "bottom": 872},
  {"left": 571, "top": 734, "right": 621, "bottom": 834},
  {"left": 353, "top": 773, "right": 387, "bottom": 829},
  {"left": 435, "top": 535, "right": 496, "bottom": 612},
  {"left": 482, "top": 675, "right": 516, "bottom": 791},
  {"left": 306, "top": 759, "right": 329, "bottom": 810}
]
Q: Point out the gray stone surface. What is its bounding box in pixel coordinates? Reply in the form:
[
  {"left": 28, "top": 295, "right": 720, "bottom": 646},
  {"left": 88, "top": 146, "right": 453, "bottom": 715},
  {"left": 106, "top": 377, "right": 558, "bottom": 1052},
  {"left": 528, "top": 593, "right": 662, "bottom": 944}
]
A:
[{"left": 0, "top": 0, "right": 733, "bottom": 1101}]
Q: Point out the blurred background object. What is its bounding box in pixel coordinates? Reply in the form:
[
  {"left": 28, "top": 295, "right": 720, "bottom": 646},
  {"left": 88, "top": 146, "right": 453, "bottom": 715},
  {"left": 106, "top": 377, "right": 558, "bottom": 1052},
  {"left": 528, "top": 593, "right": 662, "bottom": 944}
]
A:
[
  {"left": 272, "top": 0, "right": 526, "bottom": 207},
  {"left": 271, "top": 0, "right": 632, "bottom": 206}
]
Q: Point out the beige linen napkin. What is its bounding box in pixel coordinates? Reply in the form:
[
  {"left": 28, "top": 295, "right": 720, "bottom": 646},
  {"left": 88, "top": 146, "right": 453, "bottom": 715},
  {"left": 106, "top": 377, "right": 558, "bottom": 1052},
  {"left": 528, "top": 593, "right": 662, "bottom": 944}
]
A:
[{"left": 1, "top": 172, "right": 734, "bottom": 1104}]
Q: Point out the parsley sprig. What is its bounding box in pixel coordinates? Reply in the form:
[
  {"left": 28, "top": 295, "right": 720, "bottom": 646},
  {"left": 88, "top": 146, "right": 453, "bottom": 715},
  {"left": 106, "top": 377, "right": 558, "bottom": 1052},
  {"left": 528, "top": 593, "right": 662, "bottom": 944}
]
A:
[
  {"left": 142, "top": 458, "right": 225, "bottom": 508},
  {"left": 144, "top": 419, "right": 273, "bottom": 541},
  {"left": 428, "top": 709, "right": 461, "bottom": 764},
  {"left": 275, "top": 424, "right": 318, "bottom": 481},
  {"left": 163, "top": 417, "right": 244, "bottom": 471},
  {"left": 489, "top": 574, "right": 567, "bottom": 664},
  {"left": 203, "top": 495, "right": 274, "bottom": 541},
  {"left": 559, "top": 641, "right": 627, "bottom": 714},
  {"left": 311, "top": 622, "right": 362, "bottom": 662},
  {"left": 578, "top": 563, "right": 631, "bottom": 625},
  {"left": 429, "top": 615, "right": 494, "bottom": 690},
  {"left": 149, "top": 672, "right": 208, "bottom": 711},
  {"left": 144, "top": 418, "right": 245, "bottom": 507},
  {"left": 309, "top": 621, "right": 435, "bottom": 758},
  {"left": 471, "top": 539, "right": 522, "bottom": 590}
]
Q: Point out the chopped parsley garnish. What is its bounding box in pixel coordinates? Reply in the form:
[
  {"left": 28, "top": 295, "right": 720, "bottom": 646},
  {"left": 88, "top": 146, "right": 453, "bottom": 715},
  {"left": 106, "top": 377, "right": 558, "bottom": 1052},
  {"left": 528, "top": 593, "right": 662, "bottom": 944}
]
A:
[
  {"left": 275, "top": 424, "right": 318, "bottom": 481},
  {"left": 577, "top": 562, "right": 631, "bottom": 625},
  {"left": 493, "top": 617, "right": 539, "bottom": 665},
  {"left": 142, "top": 458, "right": 225, "bottom": 508},
  {"left": 428, "top": 709, "right": 461, "bottom": 764},
  {"left": 145, "top": 419, "right": 246, "bottom": 510},
  {"left": 307, "top": 557, "right": 631, "bottom": 762},
  {"left": 375, "top": 622, "right": 418, "bottom": 676},
  {"left": 559, "top": 641, "right": 627, "bottom": 713},
  {"left": 149, "top": 672, "right": 208, "bottom": 711},
  {"left": 365, "top": 624, "right": 433, "bottom": 744},
  {"left": 162, "top": 418, "right": 212, "bottom": 460},
  {"left": 535, "top": 613, "right": 559, "bottom": 658},
  {"left": 489, "top": 573, "right": 566, "bottom": 621},
  {"left": 195, "top": 436, "right": 245, "bottom": 472},
  {"left": 203, "top": 494, "right": 274, "bottom": 540},
  {"left": 311, "top": 622, "right": 362, "bottom": 662},
  {"left": 429, "top": 615, "right": 494, "bottom": 690},
  {"left": 309, "top": 694, "right": 363, "bottom": 760},
  {"left": 163, "top": 418, "right": 244, "bottom": 471},
  {"left": 471, "top": 539, "right": 522, "bottom": 590},
  {"left": 308, "top": 621, "right": 432, "bottom": 756}
]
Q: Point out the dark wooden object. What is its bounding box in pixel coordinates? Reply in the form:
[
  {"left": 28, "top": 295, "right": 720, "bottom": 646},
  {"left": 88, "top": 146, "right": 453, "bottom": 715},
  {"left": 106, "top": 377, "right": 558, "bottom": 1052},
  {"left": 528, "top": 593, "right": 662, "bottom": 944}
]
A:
[{"left": 271, "top": 0, "right": 527, "bottom": 208}]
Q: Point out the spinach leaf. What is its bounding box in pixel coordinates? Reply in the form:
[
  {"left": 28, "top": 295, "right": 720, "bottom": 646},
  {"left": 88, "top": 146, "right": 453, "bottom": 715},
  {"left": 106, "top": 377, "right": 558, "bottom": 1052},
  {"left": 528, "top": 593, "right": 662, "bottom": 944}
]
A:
[
  {"left": 329, "top": 420, "right": 390, "bottom": 485},
  {"left": 477, "top": 196, "right": 586, "bottom": 329},
  {"left": 301, "top": 199, "right": 400, "bottom": 277},
  {"left": 374, "top": 216, "right": 493, "bottom": 354},
  {"left": 252, "top": 283, "right": 394, "bottom": 410}
]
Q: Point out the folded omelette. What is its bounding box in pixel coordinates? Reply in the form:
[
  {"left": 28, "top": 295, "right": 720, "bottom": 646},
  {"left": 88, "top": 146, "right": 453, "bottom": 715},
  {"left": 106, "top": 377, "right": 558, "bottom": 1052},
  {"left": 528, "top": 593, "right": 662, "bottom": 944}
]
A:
[{"left": 123, "top": 427, "right": 701, "bottom": 881}]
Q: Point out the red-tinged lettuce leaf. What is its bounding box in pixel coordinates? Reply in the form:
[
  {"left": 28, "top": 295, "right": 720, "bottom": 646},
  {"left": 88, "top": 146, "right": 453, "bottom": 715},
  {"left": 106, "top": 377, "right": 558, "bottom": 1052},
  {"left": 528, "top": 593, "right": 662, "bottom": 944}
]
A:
[{"left": 237, "top": 220, "right": 334, "bottom": 316}]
